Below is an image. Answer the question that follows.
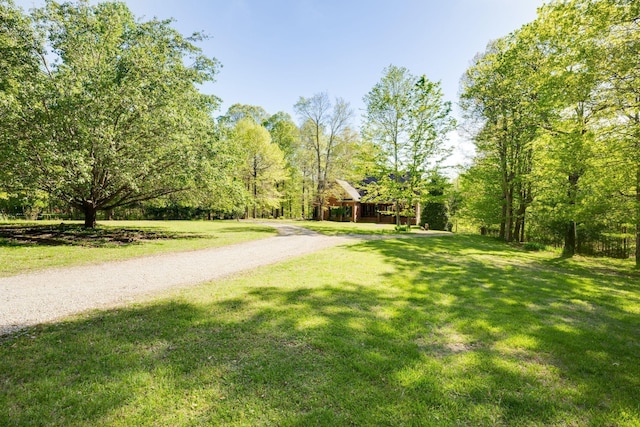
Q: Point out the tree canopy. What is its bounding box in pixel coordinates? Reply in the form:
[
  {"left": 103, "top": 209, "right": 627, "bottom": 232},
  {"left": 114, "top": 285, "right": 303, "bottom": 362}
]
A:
[
  {"left": 459, "top": 0, "right": 640, "bottom": 266},
  {"left": 363, "top": 65, "right": 455, "bottom": 227},
  {"left": 294, "top": 92, "right": 355, "bottom": 220},
  {"left": 1, "top": 0, "right": 220, "bottom": 227}
]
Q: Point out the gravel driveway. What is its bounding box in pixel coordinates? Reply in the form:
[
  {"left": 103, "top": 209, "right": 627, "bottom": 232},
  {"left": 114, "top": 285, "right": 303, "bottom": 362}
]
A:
[
  {"left": 0, "top": 224, "right": 353, "bottom": 335},
  {"left": 0, "top": 223, "right": 449, "bottom": 335}
]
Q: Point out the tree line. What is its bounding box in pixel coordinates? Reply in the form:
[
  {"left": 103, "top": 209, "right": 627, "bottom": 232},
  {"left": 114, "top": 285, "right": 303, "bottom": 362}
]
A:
[
  {"left": 458, "top": 0, "right": 639, "bottom": 267},
  {"left": 0, "top": 0, "right": 454, "bottom": 230},
  {"left": 7, "top": 0, "right": 634, "bottom": 265}
]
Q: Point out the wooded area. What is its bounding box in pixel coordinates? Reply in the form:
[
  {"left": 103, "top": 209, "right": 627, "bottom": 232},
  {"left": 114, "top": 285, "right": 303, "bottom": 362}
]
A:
[
  {"left": 0, "top": 0, "right": 453, "bottom": 228},
  {"left": 1, "top": 0, "right": 638, "bottom": 266},
  {"left": 458, "top": 0, "right": 639, "bottom": 267}
]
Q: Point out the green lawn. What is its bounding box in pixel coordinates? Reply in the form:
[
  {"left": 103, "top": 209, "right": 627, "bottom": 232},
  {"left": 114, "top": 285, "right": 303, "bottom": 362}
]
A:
[
  {"left": 1, "top": 234, "right": 638, "bottom": 425},
  {"left": 0, "top": 220, "right": 276, "bottom": 277}
]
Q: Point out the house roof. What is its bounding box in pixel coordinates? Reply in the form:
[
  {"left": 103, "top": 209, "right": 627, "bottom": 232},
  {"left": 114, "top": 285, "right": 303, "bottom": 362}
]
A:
[{"left": 335, "top": 179, "right": 361, "bottom": 202}]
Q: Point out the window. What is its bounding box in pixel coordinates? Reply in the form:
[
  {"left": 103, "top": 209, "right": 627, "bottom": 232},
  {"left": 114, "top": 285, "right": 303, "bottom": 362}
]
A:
[{"left": 362, "top": 204, "right": 377, "bottom": 218}]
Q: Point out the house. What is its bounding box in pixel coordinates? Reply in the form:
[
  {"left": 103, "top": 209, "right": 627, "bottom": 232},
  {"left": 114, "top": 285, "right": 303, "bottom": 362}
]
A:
[{"left": 316, "top": 179, "right": 420, "bottom": 225}]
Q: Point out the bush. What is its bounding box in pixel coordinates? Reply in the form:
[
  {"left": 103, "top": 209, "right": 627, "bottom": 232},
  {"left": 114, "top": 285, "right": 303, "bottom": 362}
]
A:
[
  {"left": 421, "top": 201, "right": 449, "bottom": 231},
  {"left": 523, "top": 242, "right": 547, "bottom": 251}
]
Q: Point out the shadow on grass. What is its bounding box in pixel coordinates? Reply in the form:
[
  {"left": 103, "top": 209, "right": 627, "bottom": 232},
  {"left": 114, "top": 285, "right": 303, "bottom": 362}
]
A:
[
  {"left": 0, "top": 224, "right": 206, "bottom": 248},
  {"left": 1, "top": 234, "right": 638, "bottom": 425}
]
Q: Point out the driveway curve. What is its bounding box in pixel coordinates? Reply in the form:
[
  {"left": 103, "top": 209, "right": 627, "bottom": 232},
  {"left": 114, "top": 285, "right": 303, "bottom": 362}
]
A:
[{"left": 0, "top": 223, "right": 449, "bottom": 335}]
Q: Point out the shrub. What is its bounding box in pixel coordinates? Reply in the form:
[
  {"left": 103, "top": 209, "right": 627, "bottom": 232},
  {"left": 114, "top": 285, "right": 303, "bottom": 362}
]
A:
[{"left": 523, "top": 241, "right": 547, "bottom": 251}]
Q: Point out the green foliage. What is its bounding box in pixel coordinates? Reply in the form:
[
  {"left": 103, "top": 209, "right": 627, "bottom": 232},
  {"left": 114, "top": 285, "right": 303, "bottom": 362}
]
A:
[
  {"left": 264, "top": 111, "right": 304, "bottom": 218},
  {"left": 0, "top": 189, "right": 49, "bottom": 220},
  {"left": 294, "top": 92, "right": 356, "bottom": 219},
  {"left": 421, "top": 202, "right": 448, "bottom": 231},
  {"left": 523, "top": 241, "right": 547, "bottom": 251},
  {"left": 234, "top": 118, "right": 287, "bottom": 218},
  {"left": 363, "top": 65, "right": 455, "bottom": 226},
  {"left": 420, "top": 171, "right": 450, "bottom": 231},
  {"left": 460, "top": 32, "right": 540, "bottom": 243},
  {"left": 218, "top": 103, "right": 269, "bottom": 129},
  {"left": 1, "top": 0, "right": 221, "bottom": 227},
  {"left": 264, "top": 111, "right": 299, "bottom": 160},
  {"left": 0, "top": 0, "right": 40, "bottom": 191},
  {"left": 459, "top": 0, "right": 640, "bottom": 266}
]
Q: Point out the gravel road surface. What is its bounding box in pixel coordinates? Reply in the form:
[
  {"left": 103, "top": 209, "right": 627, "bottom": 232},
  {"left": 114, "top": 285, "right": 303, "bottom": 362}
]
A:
[{"left": 0, "top": 224, "right": 354, "bottom": 335}]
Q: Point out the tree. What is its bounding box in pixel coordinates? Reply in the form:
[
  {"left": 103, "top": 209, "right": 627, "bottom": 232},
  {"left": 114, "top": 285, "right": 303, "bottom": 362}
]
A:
[
  {"left": 363, "top": 65, "right": 455, "bottom": 227},
  {"left": 460, "top": 31, "right": 543, "bottom": 242},
  {"left": 529, "top": 0, "right": 611, "bottom": 255},
  {"left": 457, "top": 0, "right": 640, "bottom": 263},
  {"left": 2, "top": 0, "right": 220, "bottom": 227},
  {"left": 183, "top": 122, "right": 249, "bottom": 220},
  {"left": 234, "top": 118, "right": 286, "bottom": 219},
  {"left": 264, "top": 111, "right": 302, "bottom": 218},
  {"left": 294, "top": 92, "right": 354, "bottom": 220},
  {"left": 264, "top": 111, "right": 299, "bottom": 160},
  {"left": 0, "top": 0, "right": 41, "bottom": 192},
  {"left": 597, "top": 0, "right": 640, "bottom": 267},
  {"left": 219, "top": 103, "right": 270, "bottom": 128},
  {"left": 420, "top": 171, "right": 451, "bottom": 231},
  {"left": 458, "top": 157, "right": 504, "bottom": 233}
]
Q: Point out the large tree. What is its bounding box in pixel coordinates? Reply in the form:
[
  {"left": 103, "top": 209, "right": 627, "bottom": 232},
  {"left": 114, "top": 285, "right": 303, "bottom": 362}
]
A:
[
  {"left": 363, "top": 65, "right": 455, "bottom": 227},
  {"left": 264, "top": 111, "right": 302, "bottom": 218},
  {"left": 598, "top": 0, "right": 640, "bottom": 267},
  {"left": 0, "top": 0, "right": 40, "bottom": 192},
  {"left": 529, "top": 0, "right": 611, "bottom": 256},
  {"left": 234, "top": 118, "right": 286, "bottom": 219},
  {"left": 460, "top": 33, "right": 541, "bottom": 242},
  {"left": 2, "top": 0, "right": 220, "bottom": 227},
  {"left": 294, "top": 92, "right": 354, "bottom": 220}
]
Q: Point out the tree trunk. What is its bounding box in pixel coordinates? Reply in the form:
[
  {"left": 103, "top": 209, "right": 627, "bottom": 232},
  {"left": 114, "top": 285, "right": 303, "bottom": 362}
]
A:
[
  {"left": 636, "top": 222, "right": 639, "bottom": 268},
  {"left": 513, "top": 198, "right": 527, "bottom": 243},
  {"left": 82, "top": 202, "right": 98, "bottom": 228},
  {"left": 301, "top": 176, "right": 306, "bottom": 219},
  {"left": 563, "top": 221, "right": 577, "bottom": 257},
  {"left": 317, "top": 181, "right": 325, "bottom": 221},
  {"left": 636, "top": 168, "right": 640, "bottom": 268},
  {"left": 253, "top": 158, "right": 258, "bottom": 219},
  {"left": 316, "top": 144, "right": 324, "bottom": 221},
  {"left": 499, "top": 199, "right": 507, "bottom": 240},
  {"left": 514, "top": 217, "right": 522, "bottom": 244},
  {"left": 252, "top": 185, "right": 257, "bottom": 219},
  {"left": 563, "top": 172, "right": 580, "bottom": 257},
  {"left": 504, "top": 187, "right": 514, "bottom": 242}
]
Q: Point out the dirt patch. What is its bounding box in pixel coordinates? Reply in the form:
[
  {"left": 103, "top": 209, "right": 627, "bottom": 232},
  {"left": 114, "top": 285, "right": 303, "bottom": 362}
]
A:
[{"left": 0, "top": 224, "right": 203, "bottom": 247}]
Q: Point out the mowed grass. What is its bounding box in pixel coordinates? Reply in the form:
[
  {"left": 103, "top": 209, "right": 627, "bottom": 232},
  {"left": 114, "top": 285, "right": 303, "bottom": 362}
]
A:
[
  {"left": 2, "top": 234, "right": 639, "bottom": 426},
  {"left": 0, "top": 220, "right": 276, "bottom": 277}
]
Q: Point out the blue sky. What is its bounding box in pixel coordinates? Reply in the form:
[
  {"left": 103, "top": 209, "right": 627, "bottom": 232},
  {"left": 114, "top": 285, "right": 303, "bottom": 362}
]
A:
[{"left": 15, "top": 0, "right": 547, "bottom": 166}]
